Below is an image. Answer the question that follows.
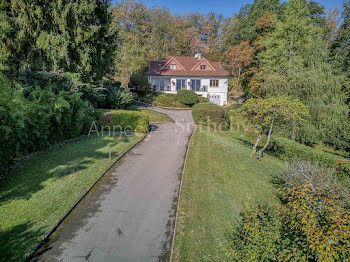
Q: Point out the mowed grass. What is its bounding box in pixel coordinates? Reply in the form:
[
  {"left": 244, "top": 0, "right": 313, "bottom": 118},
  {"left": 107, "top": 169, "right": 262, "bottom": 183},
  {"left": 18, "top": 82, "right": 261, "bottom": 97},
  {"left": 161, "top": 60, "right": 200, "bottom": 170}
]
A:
[
  {"left": 173, "top": 129, "right": 284, "bottom": 262},
  {"left": 0, "top": 133, "right": 144, "bottom": 262},
  {"left": 127, "top": 104, "right": 170, "bottom": 123}
]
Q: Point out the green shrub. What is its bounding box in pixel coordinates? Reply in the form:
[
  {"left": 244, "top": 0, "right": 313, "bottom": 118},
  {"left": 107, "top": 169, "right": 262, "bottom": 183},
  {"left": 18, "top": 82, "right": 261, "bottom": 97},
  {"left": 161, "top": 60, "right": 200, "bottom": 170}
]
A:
[
  {"left": 226, "top": 163, "right": 350, "bottom": 262},
  {"left": 176, "top": 89, "right": 199, "bottom": 106},
  {"left": 198, "top": 96, "right": 208, "bottom": 103},
  {"left": 225, "top": 202, "right": 281, "bottom": 261},
  {"left": 267, "top": 136, "right": 340, "bottom": 167},
  {"left": 192, "top": 103, "right": 226, "bottom": 125},
  {"left": 152, "top": 93, "right": 189, "bottom": 108},
  {"left": 138, "top": 92, "right": 158, "bottom": 104},
  {"left": 153, "top": 93, "right": 177, "bottom": 107},
  {"left": 0, "top": 73, "right": 97, "bottom": 171},
  {"left": 335, "top": 159, "right": 350, "bottom": 177},
  {"left": 101, "top": 110, "right": 149, "bottom": 133},
  {"left": 129, "top": 72, "right": 150, "bottom": 95},
  {"left": 105, "top": 86, "right": 134, "bottom": 109}
]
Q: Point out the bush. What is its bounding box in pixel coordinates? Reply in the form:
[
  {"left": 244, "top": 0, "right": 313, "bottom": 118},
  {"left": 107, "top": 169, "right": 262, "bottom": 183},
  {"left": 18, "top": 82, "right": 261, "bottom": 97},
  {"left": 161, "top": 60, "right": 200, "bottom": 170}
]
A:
[
  {"left": 267, "top": 136, "right": 340, "bottom": 167},
  {"left": 101, "top": 110, "right": 149, "bottom": 133},
  {"left": 192, "top": 103, "right": 226, "bottom": 125},
  {"left": 225, "top": 202, "right": 281, "bottom": 261},
  {"left": 105, "top": 86, "right": 134, "bottom": 109},
  {"left": 176, "top": 89, "right": 199, "bottom": 106},
  {"left": 198, "top": 96, "right": 208, "bottom": 103},
  {"left": 335, "top": 159, "right": 350, "bottom": 177},
  {"left": 226, "top": 163, "right": 350, "bottom": 262},
  {"left": 138, "top": 92, "right": 158, "bottom": 104},
  {"left": 0, "top": 73, "right": 97, "bottom": 171},
  {"left": 153, "top": 93, "right": 177, "bottom": 107},
  {"left": 152, "top": 93, "right": 189, "bottom": 108},
  {"left": 129, "top": 72, "right": 150, "bottom": 95}
]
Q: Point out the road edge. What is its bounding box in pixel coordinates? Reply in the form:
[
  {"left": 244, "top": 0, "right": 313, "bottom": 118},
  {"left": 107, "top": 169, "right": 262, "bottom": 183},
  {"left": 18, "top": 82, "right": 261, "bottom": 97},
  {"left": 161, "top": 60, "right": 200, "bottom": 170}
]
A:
[
  {"left": 169, "top": 126, "right": 197, "bottom": 262},
  {"left": 24, "top": 133, "right": 147, "bottom": 262}
]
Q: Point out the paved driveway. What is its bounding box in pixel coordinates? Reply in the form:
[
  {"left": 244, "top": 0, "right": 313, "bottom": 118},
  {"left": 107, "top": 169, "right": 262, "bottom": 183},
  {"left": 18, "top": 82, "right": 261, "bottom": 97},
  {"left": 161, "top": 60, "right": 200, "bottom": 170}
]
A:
[{"left": 33, "top": 106, "right": 194, "bottom": 262}]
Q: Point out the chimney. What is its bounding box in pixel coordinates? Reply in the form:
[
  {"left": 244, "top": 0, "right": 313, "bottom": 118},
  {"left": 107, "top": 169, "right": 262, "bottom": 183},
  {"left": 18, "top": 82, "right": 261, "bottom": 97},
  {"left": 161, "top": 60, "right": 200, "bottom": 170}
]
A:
[{"left": 195, "top": 51, "right": 202, "bottom": 60}]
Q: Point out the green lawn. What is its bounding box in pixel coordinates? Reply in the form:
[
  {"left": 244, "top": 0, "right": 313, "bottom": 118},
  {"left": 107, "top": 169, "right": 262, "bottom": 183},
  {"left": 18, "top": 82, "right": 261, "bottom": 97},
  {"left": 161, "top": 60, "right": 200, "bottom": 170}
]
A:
[
  {"left": 173, "top": 129, "right": 284, "bottom": 262},
  {"left": 0, "top": 133, "right": 144, "bottom": 262},
  {"left": 127, "top": 104, "right": 170, "bottom": 123}
]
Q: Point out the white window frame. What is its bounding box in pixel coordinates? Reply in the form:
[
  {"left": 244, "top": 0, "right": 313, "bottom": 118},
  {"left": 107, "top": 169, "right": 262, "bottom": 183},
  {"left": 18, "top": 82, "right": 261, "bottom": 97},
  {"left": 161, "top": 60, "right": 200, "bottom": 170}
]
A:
[
  {"left": 170, "top": 64, "right": 177, "bottom": 70},
  {"left": 176, "top": 79, "right": 186, "bottom": 91},
  {"left": 190, "top": 79, "right": 201, "bottom": 91}
]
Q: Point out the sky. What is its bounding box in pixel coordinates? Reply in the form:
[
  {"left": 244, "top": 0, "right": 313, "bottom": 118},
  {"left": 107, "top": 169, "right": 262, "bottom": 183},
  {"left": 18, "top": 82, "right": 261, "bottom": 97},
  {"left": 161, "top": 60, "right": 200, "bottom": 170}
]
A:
[{"left": 112, "top": 0, "right": 345, "bottom": 17}]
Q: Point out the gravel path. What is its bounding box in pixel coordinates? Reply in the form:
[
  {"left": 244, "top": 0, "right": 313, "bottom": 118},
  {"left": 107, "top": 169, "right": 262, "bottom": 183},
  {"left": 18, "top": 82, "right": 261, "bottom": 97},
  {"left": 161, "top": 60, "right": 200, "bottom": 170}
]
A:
[{"left": 33, "top": 105, "right": 194, "bottom": 262}]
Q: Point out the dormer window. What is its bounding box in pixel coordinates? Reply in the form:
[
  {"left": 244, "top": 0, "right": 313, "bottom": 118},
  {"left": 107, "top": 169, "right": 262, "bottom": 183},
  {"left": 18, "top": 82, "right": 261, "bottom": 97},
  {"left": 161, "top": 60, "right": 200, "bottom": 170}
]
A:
[
  {"left": 200, "top": 65, "right": 206, "bottom": 70},
  {"left": 170, "top": 64, "right": 176, "bottom": 70}
]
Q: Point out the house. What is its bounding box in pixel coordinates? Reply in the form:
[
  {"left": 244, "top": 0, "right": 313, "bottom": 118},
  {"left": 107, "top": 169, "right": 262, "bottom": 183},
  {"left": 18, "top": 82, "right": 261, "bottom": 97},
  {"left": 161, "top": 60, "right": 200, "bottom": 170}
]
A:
[{"left": 145, "top": 54, "right": 230, "bottom": 106}]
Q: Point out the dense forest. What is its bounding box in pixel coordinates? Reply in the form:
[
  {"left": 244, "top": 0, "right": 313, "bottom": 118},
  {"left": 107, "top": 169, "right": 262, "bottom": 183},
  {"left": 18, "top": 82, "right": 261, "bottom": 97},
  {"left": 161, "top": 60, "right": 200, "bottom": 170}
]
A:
[{"left": 0, "top": 0, "right": 349, "bottom": 170}]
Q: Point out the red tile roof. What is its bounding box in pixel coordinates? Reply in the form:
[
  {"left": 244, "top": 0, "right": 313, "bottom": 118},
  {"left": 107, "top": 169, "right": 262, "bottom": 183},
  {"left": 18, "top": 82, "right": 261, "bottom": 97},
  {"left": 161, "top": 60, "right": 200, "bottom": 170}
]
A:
[{"left": 145, "top": 56, "right": 230, "bottom": 77}]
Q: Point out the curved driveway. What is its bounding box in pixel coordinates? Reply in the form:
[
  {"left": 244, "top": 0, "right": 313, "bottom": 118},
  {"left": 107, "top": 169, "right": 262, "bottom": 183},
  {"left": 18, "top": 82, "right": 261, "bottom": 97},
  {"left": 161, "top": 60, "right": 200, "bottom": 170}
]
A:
[{"left": 33, "top": 105, "right": 194, "bottom": 262}]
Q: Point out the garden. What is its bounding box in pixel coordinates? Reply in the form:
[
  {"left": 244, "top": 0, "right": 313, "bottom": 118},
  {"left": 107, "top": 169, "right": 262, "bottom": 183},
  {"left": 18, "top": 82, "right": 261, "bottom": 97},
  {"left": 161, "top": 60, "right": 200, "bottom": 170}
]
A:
[
  {"left": 137, "top": 89, "right": 208, "bottom": 109},
  {"left": 173, "top": 97, "right": 350, "bottom": 261}
]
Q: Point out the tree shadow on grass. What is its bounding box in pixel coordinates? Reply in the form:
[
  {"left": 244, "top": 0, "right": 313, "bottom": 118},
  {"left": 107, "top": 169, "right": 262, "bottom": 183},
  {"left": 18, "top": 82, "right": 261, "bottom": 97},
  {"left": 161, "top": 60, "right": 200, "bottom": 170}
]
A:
[
  {"left": 0, "top": 134, "right": 131, "bottom": 204},
  {"left": 0, "top": 222, "right": 45, "bottom": 262}
]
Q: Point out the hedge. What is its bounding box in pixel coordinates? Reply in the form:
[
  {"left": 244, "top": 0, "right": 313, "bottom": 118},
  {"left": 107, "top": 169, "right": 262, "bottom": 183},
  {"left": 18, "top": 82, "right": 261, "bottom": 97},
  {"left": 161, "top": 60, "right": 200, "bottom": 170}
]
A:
[
  {"left": 192, "top": 103, "right": 226, "bottom": 125},
  {"left": 152, "top": 93, "right": 189, "bottom": 108},
  {"left": 176, "top": 89, "right": 199, "bottom": 106},
  {"left": 101, "top": 110, "right": 149, "bottom": 133},
  {"left": 0, "top": 73, "right": 97, "bottom": 171},
  {"left": 267, "top": 136, "right": 341, "bottom": 167}
]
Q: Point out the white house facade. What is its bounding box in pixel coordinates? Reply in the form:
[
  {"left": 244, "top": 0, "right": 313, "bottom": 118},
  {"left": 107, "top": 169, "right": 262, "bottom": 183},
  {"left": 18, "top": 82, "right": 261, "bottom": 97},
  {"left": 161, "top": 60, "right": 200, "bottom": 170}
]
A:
[{"left": 145, "top": 55, "right": 230, "bottom": 106}]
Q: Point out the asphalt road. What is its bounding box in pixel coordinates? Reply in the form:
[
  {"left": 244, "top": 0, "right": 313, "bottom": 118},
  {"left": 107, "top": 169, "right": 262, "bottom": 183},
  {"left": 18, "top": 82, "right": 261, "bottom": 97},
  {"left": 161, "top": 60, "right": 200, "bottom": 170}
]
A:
[{"left": 33, "top": 105, "right": 194, "bottom": 262}]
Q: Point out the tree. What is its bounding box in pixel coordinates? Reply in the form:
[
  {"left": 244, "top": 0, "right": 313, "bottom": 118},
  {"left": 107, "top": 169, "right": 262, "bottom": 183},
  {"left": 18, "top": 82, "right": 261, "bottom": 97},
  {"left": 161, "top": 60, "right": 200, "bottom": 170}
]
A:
[
  {"left": 0, "top": 0, "right": 117, "bottom": 82},
  {"left": 112, "top": 0, "right": 151, "bottom": 87},
  {"left": 237, "top": 0, "right": 280, "bottom": 42},
  {"left": 258, "top": 0, "right": 350, "bottom": 149},
  {"left": 241, "top": 96, "right": 309, "bottom": 159}
]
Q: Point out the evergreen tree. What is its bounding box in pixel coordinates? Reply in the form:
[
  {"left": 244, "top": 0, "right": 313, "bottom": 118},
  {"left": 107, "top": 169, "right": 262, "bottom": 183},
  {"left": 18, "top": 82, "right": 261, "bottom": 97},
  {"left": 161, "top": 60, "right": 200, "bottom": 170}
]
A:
[
  {"left": 259, "top": 0, "right": 350, "bottom": 149},
  {"left": 0, "top": 0, "right": 116, "bottom": 82}
]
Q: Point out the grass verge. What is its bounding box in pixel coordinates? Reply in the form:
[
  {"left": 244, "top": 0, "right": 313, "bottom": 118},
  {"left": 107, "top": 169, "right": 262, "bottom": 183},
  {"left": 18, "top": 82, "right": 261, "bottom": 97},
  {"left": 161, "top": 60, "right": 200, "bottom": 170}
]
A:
[
  {"left": 173, "top": 129, "right": 284, "bottom": 262},
  {"left": 127, "top": 104, "right": 170, "bottom": 123},
  {"left": 0, "top": 133, "right": 144, "bottom": 262}
]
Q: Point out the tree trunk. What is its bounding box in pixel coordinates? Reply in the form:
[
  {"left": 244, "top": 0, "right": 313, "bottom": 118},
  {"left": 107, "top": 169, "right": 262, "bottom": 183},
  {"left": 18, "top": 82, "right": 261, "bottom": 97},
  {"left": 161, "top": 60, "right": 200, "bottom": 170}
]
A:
[
  {"left": 256, "top": 117, "right": 275, "bottom": 159},
  {"left": 251, "top": 131, "right": 263, "bottom": 158}
]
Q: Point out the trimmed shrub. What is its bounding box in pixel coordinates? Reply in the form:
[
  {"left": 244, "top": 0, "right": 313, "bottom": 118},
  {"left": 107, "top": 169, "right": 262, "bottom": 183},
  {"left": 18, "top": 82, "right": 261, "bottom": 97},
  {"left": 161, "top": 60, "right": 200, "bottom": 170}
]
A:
[
  {"left": 176, "top": 89, "right": 199, "bottom": 106},
  {"left": 267, "top": 136, "right": 340, "bottom": 167},
  {"left": 101, "top": 110, "right": 149, "bottom": 133},
  {"left": 153, "top": 93, "right": 177, "bottom": 107},
  {"left": 198, "top": 96, "right": 208, "bottom": 103},
  {"left": 192, "top": 103, "right": 226, "bottom": 125}
]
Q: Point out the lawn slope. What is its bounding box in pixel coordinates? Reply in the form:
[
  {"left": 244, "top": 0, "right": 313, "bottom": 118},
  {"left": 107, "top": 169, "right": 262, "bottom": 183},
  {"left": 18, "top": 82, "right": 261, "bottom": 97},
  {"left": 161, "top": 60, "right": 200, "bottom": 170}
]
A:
[
  {"left": 173, "top": 129, "right": 284, "bottom": 262},
  {"left": 0, "top": 134, "right": 143, "bottom": 262}
]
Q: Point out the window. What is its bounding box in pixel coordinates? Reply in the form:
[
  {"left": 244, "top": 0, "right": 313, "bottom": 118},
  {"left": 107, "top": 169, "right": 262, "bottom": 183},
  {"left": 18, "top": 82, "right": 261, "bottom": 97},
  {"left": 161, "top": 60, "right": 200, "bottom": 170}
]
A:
[
  {"left": 170, "top": 64, "right": 177, "bottom": 70},
  {"left": 154, "top": 79, "right": 165, "bottom": 91},
  {"left": 190, "top": 79, "right": 201, "bottom": 91},
  {"left": 176, "top": 79, "right": 186, "bottom": 91},
  {"left": 210, "top": 80, "right": 219, "bottom": 87},
  {"left": 200, "top": 65, "right": 206, "bottom": 70}
]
